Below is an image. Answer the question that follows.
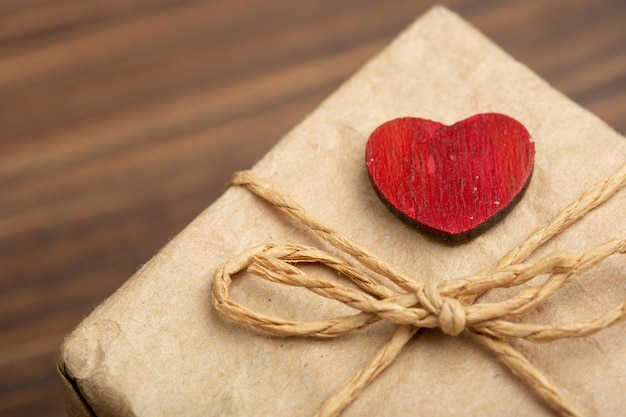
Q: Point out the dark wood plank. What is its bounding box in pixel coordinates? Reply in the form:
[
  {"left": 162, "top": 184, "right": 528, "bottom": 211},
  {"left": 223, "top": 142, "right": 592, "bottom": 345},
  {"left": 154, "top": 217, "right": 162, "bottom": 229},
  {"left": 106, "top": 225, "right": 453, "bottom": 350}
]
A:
[{"left": 1, "top": 1, "right": 624, "bottom": 416}]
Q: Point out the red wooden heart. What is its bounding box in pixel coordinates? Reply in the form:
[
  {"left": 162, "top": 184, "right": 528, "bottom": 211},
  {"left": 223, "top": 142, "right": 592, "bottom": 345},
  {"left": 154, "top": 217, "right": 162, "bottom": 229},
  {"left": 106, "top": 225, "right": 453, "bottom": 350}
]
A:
[{"left": 365, "top": 113, "right": 535, "bottom": 241}]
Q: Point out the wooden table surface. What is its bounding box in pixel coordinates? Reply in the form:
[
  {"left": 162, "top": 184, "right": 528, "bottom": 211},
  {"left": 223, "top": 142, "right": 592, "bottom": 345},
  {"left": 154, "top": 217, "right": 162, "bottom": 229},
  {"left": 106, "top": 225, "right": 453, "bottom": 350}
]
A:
[{"left": 1, "top": 1, "right": 624, "bottom": 416}]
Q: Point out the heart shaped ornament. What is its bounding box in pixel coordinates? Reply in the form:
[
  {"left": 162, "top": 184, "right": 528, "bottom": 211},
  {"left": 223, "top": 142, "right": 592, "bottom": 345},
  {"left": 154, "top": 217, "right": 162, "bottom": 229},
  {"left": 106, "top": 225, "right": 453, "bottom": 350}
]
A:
[{"left": 365, "top": 113, "right": 535, "bottom": 241}]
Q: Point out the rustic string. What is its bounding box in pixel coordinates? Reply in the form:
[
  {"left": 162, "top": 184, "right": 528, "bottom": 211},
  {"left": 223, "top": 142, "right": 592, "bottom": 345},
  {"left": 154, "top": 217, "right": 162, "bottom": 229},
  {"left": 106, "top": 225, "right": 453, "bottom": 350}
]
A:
[{"left": 212, "top": 161, "right": 626, "bottom": 417}]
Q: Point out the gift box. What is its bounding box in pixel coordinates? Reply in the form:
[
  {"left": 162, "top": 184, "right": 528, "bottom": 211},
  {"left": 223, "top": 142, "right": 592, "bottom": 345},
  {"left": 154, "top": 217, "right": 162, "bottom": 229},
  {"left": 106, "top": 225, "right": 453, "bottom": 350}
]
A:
[{"left": 57, "top": 6, "right": 626, "bottom": 417}]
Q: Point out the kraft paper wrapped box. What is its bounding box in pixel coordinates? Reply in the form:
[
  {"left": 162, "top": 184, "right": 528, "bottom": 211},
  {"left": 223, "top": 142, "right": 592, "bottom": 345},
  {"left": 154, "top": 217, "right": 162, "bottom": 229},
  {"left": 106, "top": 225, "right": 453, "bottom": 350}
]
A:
[{"left": 57, "top": 6, "right": 626, "bottom": 417}]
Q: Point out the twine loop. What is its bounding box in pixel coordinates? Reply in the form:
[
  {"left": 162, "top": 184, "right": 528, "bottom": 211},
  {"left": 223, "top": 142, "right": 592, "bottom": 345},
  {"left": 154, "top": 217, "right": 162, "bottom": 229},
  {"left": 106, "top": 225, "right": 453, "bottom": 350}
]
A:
[{"left": 212, "top": 164, "right": 626, "bottom": 417}]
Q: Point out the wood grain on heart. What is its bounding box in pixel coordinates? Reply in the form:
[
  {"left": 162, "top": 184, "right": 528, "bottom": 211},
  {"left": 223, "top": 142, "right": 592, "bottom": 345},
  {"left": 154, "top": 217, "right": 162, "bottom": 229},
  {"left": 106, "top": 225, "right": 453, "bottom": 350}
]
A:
[{"left": 365, "top": 113, "right": 535, "bottom": 241}]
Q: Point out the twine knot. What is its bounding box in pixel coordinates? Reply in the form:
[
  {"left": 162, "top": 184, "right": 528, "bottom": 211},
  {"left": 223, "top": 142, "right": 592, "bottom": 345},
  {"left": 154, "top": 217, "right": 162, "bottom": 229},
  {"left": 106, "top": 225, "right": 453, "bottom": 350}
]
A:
[
  {"left": 416, "top": 283, "right": 466, "bottom": 336},
  {"left": 213, "top": 168, "right": 626, "bottom": 417}
]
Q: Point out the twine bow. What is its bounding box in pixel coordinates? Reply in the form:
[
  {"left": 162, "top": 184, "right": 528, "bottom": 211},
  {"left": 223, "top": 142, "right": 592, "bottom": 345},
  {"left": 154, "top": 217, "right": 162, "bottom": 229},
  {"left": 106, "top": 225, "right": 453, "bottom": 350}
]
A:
[{"left": 213, "top": 163, "right": 626, "bottom": 417}]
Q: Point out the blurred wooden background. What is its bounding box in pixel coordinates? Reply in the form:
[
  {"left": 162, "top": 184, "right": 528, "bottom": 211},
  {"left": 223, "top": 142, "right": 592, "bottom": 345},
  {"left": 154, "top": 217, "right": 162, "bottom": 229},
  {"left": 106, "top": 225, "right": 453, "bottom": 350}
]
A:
[{"left": 0, "top": 0, "right": 624, "bottom": 416}]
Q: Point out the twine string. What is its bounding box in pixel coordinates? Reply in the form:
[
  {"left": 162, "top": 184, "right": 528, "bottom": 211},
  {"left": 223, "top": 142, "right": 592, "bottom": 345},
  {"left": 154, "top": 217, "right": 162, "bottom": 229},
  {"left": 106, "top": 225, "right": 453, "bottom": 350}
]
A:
[{"left": 212, "top": 161, "right": 626, "bottom": 417}]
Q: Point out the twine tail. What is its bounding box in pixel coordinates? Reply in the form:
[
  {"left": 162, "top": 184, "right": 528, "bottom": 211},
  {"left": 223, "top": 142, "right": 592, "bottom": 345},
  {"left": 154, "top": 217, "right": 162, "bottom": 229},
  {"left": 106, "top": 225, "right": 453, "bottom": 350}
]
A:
[
  {"left": 494, "top": 161, "right": 626, "bottom": 270},
  {"left": 472, "top": 333, "right": 585, "bottom": 417},
  {"left": 313, "top": 325, "right": 418, "bottom": 417}
]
